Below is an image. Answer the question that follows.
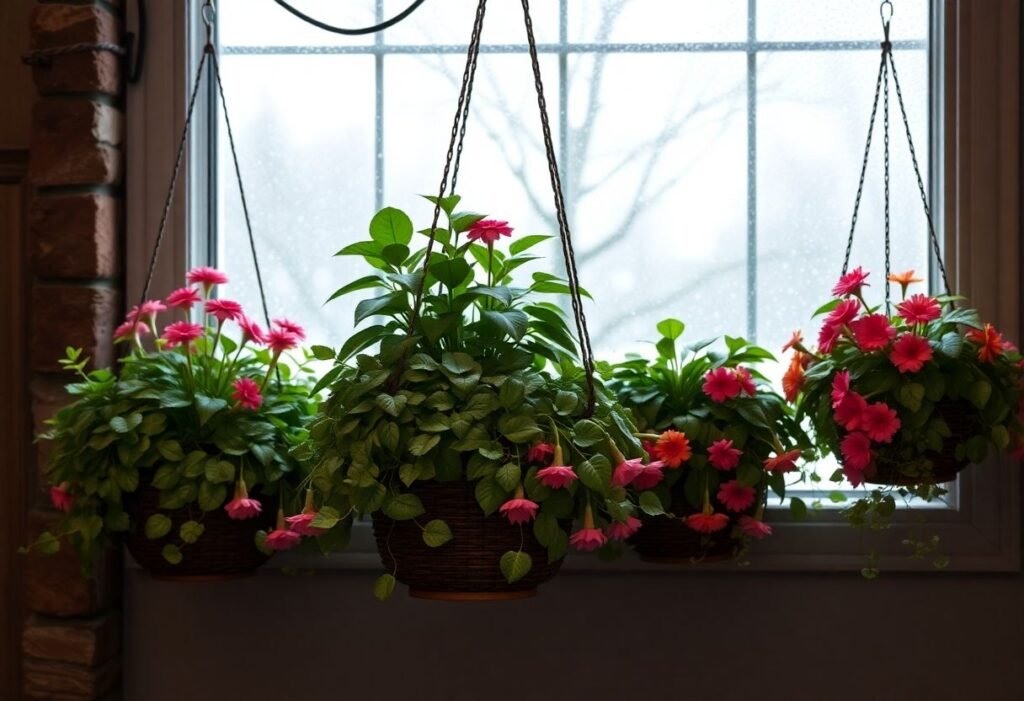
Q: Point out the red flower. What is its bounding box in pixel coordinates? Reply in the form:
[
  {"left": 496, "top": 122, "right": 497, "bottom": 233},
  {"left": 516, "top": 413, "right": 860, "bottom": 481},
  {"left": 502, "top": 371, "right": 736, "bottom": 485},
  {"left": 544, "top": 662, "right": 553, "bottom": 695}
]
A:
[
  {"left": 569, "top": 527, "right": 607, "bottom": 552},
  {"left": 686, "top": 512, "right": 729, "bottom": 534},
  {"left": 890, "top": 333, "right": 933, "bottom": 373},
  {"left": 834, "top": 392, "right": 868, "bottom": 431},
  {"left": 817, "top": 322, "right": 843, "bottom": 355},
  {"left": 631, "top": 462, "right": 665, "bottom": 491},
  {"left": 205, "top": 298, "right": 244, "bottom": 323},
  {"left": 266, "top": 328, "right": 300, "bottom": 354},
  {"left": 702, "top": 367, "right": 742, "bottom": 403},
  {"left": 782, "top": 352, "right": 805, "bottom": 402},
  {"left": 826, "top": 298, "right": 861, "bottom": 327},
  {"left": 527, "top": 442, "right": 555, "bottom": 465},
  {"left": 832, "top": 266, "right": 870, "bottom": 297},
  {"left": 162, "top": 321, "right": 204, "bottom": 349},
  {"left": 237, "top": 316, "right": 267, "bottom": 345},
  {"left": 850, "top": 314, "right": 896, "bottom": 351},
  {"left": 139, "top": 299, "right": 167, "bottom": 319},
  {"left": 861, "top": 402, "right": 901, "bottom": 443},
  {"left": 266, "top": 509, "right": 302, "bottom": 551},
  {"left": 499, "top": 497, "right": 539, "bottom": 525},
  {"left": 186, "top": 266, "right": 228, "bottom": 289},
  {"left": 113, "top": 320, "right": 148, "bottom": 343},
  {"left": 739, "top": 515, "right": 773, "bottom": 540},
  {"left": 611, "top": 458, "right": 645, "bottom": 487},
  {"left": 764, "top": 449, "right": 801, "bottom": 473},
  {"left": 735, "top": 367, "right": 757, "bottom": 396},
  {"left": 717, "top": 480, "right": 756, "bottom": 512},
  {"left": 224, "top": 480, "right": 261, "bottom": 520},
  {"left": 49, "top": 482, "right": 73, "bottom": 513},
  {"left": 273, "top": 318, "right": 306, "bottom": 342},
  {"left": 841, "top": 432, "right": 873, "bottom": 486},
  {"left": 166, "top": 287, "right": 202, "bottom": 310},
  {"left": 466, "top": 219, "right": 514, "bottom": 244},
  {"left": 605, "top": 516, "right": 642, "bottom": 541},
  {"left": 536, "top": 465, "right": 577, "bottom": 489},
  {"left": 652, "top": 430, "right": 691, "bottom": 468},
  {"left": 708, "top": 438, "right": 743, "bottom": 471},
  {"left": 897, "top": 294, "right": 941, "bottom": 325},
  {"left": 286, "top": 513, "right": 326, "bottom": 537},
  {"left": 831, "top": 370, "right": 851, "bottom": 407},
  {"left": 967, "top": 324, "right": 1007, "bottom": 363},
  {"left": 232, "top": 377, "right": 263, "bottom": 410},
  {"left": 782, "top": 330, "right": 804, "bottom": 354}
]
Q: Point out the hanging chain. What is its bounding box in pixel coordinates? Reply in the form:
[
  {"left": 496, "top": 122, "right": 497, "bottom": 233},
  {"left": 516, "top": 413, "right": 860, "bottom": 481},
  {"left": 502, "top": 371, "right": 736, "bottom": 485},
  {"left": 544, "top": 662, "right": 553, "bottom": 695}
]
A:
[{"left": 882, "top": 44, "right": 891, "bottom": 312}]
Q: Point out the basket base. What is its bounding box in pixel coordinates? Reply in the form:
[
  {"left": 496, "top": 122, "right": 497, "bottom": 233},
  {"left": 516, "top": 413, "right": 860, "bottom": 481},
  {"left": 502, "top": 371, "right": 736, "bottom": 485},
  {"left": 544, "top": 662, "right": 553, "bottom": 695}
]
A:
[
  {"left": 639, "top": 553, "right": 732, "bottom": 565},
  {"left": 409, "top": 588, "right": 537, "bottom": 602}
]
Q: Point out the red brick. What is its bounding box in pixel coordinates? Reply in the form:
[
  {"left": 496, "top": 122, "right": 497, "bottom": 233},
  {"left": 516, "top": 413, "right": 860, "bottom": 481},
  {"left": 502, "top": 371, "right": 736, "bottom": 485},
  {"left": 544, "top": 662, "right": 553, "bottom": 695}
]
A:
[
  {"left": 31, "top": 376, "right": 71, "bottom": 497},
  {"left": 23, "top": 656, "right": 119, "bottom": 700},
  {"left": 33, "top": 50, "right": 122, "bottom": 97},
  {"left": 29, "top": 5, "right": 123, "bottom": 96},
  {"left": 24, "top": 511, "right": 119, "bottom": 618},
  {"left": 31, "top": 194, "right": 120, "bottom": 278},
  {"left": 30, "top": 100, "right": 123, "bottom": 187},
  {"left": 22, "top": 613, "right": 120, "bottom": 666},
  {"left": 31, "top": 285, "right": 118, "bottom": 373}
]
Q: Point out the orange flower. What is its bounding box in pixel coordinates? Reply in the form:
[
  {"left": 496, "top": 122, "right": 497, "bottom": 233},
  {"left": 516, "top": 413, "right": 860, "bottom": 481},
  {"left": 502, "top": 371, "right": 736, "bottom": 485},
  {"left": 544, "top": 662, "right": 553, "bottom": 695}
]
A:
[
  {"left": 782, "top": 352, "right": 805, "bottom": 403},
  {"left": 967, "top": 323, "right": 1007, "bottom": 363},
  {"left": 781, "top": 330, "right": 804, "bottom": 354},
  {"left": 653, "top": 430, "right": 691, "bottom": 468},
  {"left": 887, "top": 269, "right": 924, "bottom": 297}
]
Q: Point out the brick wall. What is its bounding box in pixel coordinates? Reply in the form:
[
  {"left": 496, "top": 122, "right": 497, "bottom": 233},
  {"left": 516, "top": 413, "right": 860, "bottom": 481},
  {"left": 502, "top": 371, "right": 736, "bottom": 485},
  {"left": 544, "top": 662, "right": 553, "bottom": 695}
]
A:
[{"left": 22, "top": 3, "right": 126, "bottom": 699}]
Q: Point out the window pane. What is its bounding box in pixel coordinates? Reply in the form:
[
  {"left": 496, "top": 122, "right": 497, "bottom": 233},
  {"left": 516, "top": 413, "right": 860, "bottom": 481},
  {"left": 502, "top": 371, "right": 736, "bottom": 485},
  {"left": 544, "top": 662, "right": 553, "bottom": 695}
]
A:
[
  {"left": 220, "top": 0, "right": 377, "bottom": 47},
  {"left": 383, "top": 0, "right": 558, "bottom": 45},
  {"left": 569, "top": 0, "right": 747, "bottom": 44},
  {"left": 757, "top": 0, "right": 930, "bottom": 42}
]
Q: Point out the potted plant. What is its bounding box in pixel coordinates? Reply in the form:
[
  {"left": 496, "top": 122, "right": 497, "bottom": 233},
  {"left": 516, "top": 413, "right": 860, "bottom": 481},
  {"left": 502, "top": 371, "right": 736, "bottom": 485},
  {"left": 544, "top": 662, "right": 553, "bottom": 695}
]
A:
[
  {"left": 602, "top": 319, "right": 809, "bottom": 562},
  {"left": 27, "top": 268, "right": 321, "bottom": 579},
  {"left": 305, "top": 197, "right": 645, "bottom": 600}
]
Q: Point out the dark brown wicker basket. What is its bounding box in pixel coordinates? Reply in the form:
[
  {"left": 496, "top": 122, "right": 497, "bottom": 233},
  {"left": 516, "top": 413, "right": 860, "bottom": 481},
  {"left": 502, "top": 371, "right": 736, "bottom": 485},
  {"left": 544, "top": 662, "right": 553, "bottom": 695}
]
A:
[
  {"left": 125, "top": 481, "right": 276, "bottom": 580},
  {"left": 372, "top": 480, "right": 564, "bottom": 600},
  {"left": 861, "top": 401, "right": 976, "bottom": 486}
]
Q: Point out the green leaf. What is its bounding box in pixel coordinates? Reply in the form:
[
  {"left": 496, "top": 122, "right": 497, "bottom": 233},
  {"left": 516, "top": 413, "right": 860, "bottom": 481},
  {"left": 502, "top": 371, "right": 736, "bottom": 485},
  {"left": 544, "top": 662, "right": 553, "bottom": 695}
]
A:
[
  {"left": 500, "top": 550, "right": 533, "bottom": 584},
  {"left": 639, "top": 491, "right": 666, "bottom": 516},
  {"left": 422, "top": 519, "right": 453, "bottom": 547},
  {"left": 369, "top": 206, "right": 414, "bottom": 245},
  {"left": 968, "top": 380, "right": 992, "bottom": 409},
  {"left": 577, "top": 458, "right": 609, "bottom": 496},
  {"left": 509, "top": 234, "right": 552, "bottom": 255},
  {"left": 198, "top": 481, "right": 227, "bottom": 511},
  {"left": 140, "top": 413, "right": 167, "bottom": 435},
  {"left": 354, "top": 291, "right": 407, "bottom": 325},
  {"left": 408, "top": 433, "right": 440, "bottom": 457},
  {"left": 898, "top": 383, "right": 926, "bottom": 413},
  {"left": 179, "top": 520, "right": 205, "bottom": 544},
  {"left": 195, "top": 394, "right": 228, "bottom": 426},
  {"left": 430, "top": 257, "right": 472, "bottom": 289},
  {"left": 145, "top": 513, "right": 172, "bottom": 540},
  {"left": 495, "top": 462, "right": 522, "bottom": 492},
  {"left": 992, "top": 425, "right": 1011, "bottom": 451},
  {"left": 474, "top": 476, "right": 506, "bottom": 515},
  {"left": 326, "top": 275, "right": 386, "bottom": 304},
  {"left": 533, "top": 512, "right": 561, "bottom": 547},
  {"left": 109, "top": 415, "right": 130, "bottom": 433},
  {"left": 381, "top": 243, "right": 410, "bottom": 266},
  {"left": 157, "top": 439, "right": 184, "bottom": 462},
  {"left": 204, "top": 459, "right": 235, "bottom": 484},
  {"left": 656, "top": 318, "right": 685, "bottom": 341},
  {"left": 554, "top": 390, "right": 578, "bottom": 416},
  {"left": 441, "top": 351, "right": 477, "bottom": 375},
  {"left": 36, "top": 531, "right": 60, "bottom": 555},
  {"left": 498, "top": 415, "right": 541, "bottom": 443},
  {"left": 827, "top": 491, "right": 847, "bottom": 504},
  {"left": 938, "top": 331, "right": 963, "bottom": 358},
  {"left": 571, "top": 419, "right": 605, "bottom": 447},
  {"left": 790, "top": 497, "right": 808, "bottom": 520},
  {"left": 373, "top": 573, "right": 397, "bottom": 601},
  {"left": 375, "top": 393, "right": 409, "bottom": 418},
  {"left": 481, "top": 309, "right": 529, "bottom": 341},
  {"left": 310, "top": 345, "right": 336, "bottom": 361},
  {"left": 161, "top": 544, "right": 183, "bottom": 565},
  {"left": 383, "top": 493, "right": 426, "bottom": 520}
]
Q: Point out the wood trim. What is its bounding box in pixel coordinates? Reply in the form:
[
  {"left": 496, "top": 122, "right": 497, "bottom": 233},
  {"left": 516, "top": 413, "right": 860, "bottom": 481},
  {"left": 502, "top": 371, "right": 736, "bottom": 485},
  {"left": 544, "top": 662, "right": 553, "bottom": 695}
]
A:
[{"left": 0, "top": 149, "right": 31, "bottom": 701}]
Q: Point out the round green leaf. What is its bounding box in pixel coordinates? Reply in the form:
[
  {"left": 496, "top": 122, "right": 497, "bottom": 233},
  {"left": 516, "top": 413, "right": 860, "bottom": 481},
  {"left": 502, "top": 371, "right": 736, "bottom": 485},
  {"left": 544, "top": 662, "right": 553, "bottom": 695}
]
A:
[
  {"left": 500, "top": 550, "right": 532, "bottom": 584},
  {"left": 422, "top": 519, "right": 453, "bottom": 547},
  {"left": 145, "top": 513, "right": 172, "bottom": 540}
]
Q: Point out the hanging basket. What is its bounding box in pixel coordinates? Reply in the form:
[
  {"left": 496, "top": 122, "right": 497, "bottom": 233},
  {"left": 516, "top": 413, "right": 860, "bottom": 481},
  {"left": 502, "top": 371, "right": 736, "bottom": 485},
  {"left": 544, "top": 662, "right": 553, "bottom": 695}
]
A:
[
  {"left": 371, "top": 480, "right": 564, "bottom": 600},
  {"left": 125, "top": 481, "right": 276, "bottom": 580}
]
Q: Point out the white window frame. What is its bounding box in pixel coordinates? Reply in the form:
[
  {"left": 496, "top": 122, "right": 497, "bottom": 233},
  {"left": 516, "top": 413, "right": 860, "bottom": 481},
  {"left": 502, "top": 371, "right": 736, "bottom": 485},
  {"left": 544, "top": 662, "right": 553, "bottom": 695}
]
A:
[{"left": 126, "top": 0, "right": 1020, "bottom": 572}]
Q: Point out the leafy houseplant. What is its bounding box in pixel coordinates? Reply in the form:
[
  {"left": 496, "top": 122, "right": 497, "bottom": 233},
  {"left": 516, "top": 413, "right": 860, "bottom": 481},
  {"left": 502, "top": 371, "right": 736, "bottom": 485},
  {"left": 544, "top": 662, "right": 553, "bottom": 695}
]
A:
[
  {"left": 305, "top": 197, "right": 647, "bottom": 600},
  {"left": 603, "top": 320, "right": 809, "bottom": 562},
  {"left": 788, "top": 268, "right": 1023, "bottom": 537},
  {"left": 30, "top": 268, "right": 319, "bottom": 578}
]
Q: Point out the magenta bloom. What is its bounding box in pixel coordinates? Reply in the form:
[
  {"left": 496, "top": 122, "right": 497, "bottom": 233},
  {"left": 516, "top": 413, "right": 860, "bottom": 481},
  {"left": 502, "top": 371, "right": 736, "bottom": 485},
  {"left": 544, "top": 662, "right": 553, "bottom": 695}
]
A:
[
  {"left": 139, "top": 299, "right": 167, "bottom": 319},
  {"left": 266, "top": 528, "right": 302, "bottom": 551},
  {"left": 851, "top": 314, "right": 896, "bottom": 351},
  {"left": 273, "top": 318, "right": 306, "bottom": 341},
  {"left": 113, "top": 320, "right": 148, "bottom": 343},
  {"left": 831, "top": 370, "right": 851, "bottom": 407},
  {"left": 631, "top": 462, "right": 665, "bottom": 491},
  {"left": 237, "top": 316, "right": 267, "bottom": 345},
  {"left": 225, "top": 496, "right": 262, "bottom": 520},
  {"left": 734, "top": 367, "right": 757, "bottom": 396},
  {"left": 166, "top": 287, "right": 202, "bottom": 310},
  {"left": 686, "top": 512, "right": 729, "bottom": 534},
  {"left": 605, "top": 516, "right": 642, "bottom": 541},
  {"left": 717, "top": 480, "right": 756, "bottom": 513},
  {"left": 611, "top": 458, "right": 645, "bottom": 488},
  {"left": 466, "top": 219, "right": 514, "bottom": 244},
  {"left": 862, "top": 402, "right": 901, "bottom": 443},
  {"left": 708, "top": 438, "right": 742, "bottom": 471},
  {"left": 162, "top": 321, "right": 204, "bottom": 349},
  {"left": 187, "top": 266, "right": 228, "bottom": 289},
  {"left": 898, "top": 294, "right": 942, "bottom": 325},
  {"left": 832, "top": 267, "right": 870, "bottom": 297},
  {"left": 890, "top": 333, "right": 933, "bottom": 373},
  {"left": 834, "top": 392, "right": 868, "bottom": 431},
  {"left": 527, "top": 442, "right": 555, "bottom": 465},
  {"left": 826, "top": 298, "right": 862, "bottom": 328},
  {"left": 817, "top": 322, "right": 843, "bottom": 355},
  {"left": 739, "top": 515, "right": 773, "bottom": 540},
  {"left": 703, "top": 367, "right": 742, "bottom": 403},
  {"left": 764, "top": 449, "right": 802, "bottom": 474},
  {"left": 499, "top": 497, "right": 539, "bottom": 525},
  {"left": 569, "top": 527, "right": 607, "bottom": 552},
  {"left": 286, "top": 512, "right": 326, "bottom": 537},
  {"left": 232, "top": 377, "right": 263, "bottom": 410},
  {"left": 206, "top": 298, "right": 244, "bottom": 323},
  {"left": 266, "top": 328, "right": 300, "bottom": 354},
  {"left": 536, "top": 465, "right": 577, "bottom": 489},
  {"left": 49, "top": 483, "right": 73, "bottom": 513},
  {"left": 841, "top": 432, "right": 873, "bottom": 479}
]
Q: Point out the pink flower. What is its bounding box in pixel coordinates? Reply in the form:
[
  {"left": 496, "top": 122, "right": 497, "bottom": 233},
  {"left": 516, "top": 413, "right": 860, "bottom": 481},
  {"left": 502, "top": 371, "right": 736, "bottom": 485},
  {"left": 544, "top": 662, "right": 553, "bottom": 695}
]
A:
[
  {"left": 266, "top": 528, "right": 302, "bottom": 551},
  {"left": 764, "top": 449, "right": 802, "bottom": 473},
  {"left": 717, "top": 480, "right": 756, "bottom": 512},
  {"left": 897, "top": 294, "right": 941, "bottom": 324},
  {"left": 266, "top": 328, "right": 300, "bottom": 354},
  {"left": 139, "top": 299, "right": 167, "bottom": 319},
  {"left": 237, "top": 316, "right": 267, "bottom": 345},
  {"left": 113, "top": 320, "right": 148, "bottom": 343},
  {"left": 850, "top": 314, "right": 896, "bottom": 351},
  {"left": 734, "top": 367, "right": 757, "bottom": 396},
  {"left": 890, "top": 333, "right": 933, "bottom": 373},
  {"left": 861, "top": 402, "right": 901, "bottom": 443},
  {"left": 466, "top": 219, "right": 514, "bottom": 244},
  {"left": 49, "top": 482, "right": 73, "bottom": 513},
  {"left": 686, "top": 512, "right": 730, "bottom": 534},
  {"left": 569, "top": 527, "right": 607, "bottom": 552},
  {"left": 826, "top": 298, "right": 862, "bottom": 328},
  {"left": 499, "top": 497, "right": 539, "bottom": 525},
  {"left": 166, "top": 287, "right": 202, "bottom": 310},
  {"left": 536, "top": 465, "right": 577, "bottom": 489},
  {"left": 527, "top": 442, "right": 555, "bottom": 465},
  {"left": 708, "top": 438, "right": 743, "bottom": 471},
  {"left": 832, "top": 267, "right": 870, "bottom": 297},
  {"left": 840, "top": 432, "right": 873, "bottom": 483},
  {"left": 125, "top": 305, "right": 140, "bottom": 324},
  {"left": 605, "top": 516, "right": 642, "bottom": 541},
  {"left": 703, "top": 367, "right": 742, "bottom": 403},
  {"left": 285, "top": 513, "right": 326, "bottom": 537},
  {"left": 224, "top": 480, "right": 262, "bottom": 520},
  {"left": 631, "top": 462, "right": 665, "bottom": 490},
  {"left": 187, "top": 266, "right": 228, "bottom": 289},
  {"left": 611, "top": 458, "right": 645, "bottom": 487},
  {"left": 232, "top": 377, "right": 263, "bottom": 410},
  {"left": 834, "top": 392, "right": 868, "bottom": 431},
  {"left": 205, "top": 298, "right": 244, "bottom": 323},
  {"left": 817, "top": 322, "right": 843, "bottom": 355},
  {"left": 273, "top": 318, "right": 306, "bottom": 341},
  {"left": 831, "top": 370, "right": 851, "bottom": 407},
  {"left": 162, "top": 321, "right": 204, "bottom": 349},
  {"left": 739, "top": 515, "right": 773, "bottom": 540}
]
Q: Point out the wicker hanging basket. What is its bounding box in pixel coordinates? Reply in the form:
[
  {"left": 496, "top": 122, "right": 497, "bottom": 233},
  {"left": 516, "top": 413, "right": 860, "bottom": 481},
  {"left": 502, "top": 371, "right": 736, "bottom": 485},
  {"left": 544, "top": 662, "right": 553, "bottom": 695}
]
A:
[{"left": 372, "top": 480, "right": 564, "bottom": 600}]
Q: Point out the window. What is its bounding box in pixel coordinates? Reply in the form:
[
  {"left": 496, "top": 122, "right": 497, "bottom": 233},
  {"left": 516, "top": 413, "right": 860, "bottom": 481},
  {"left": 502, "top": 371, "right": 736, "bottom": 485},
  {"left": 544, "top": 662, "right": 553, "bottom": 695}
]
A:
[{"left": 127, "top": 0, "right": 1020, "bottom": 571}]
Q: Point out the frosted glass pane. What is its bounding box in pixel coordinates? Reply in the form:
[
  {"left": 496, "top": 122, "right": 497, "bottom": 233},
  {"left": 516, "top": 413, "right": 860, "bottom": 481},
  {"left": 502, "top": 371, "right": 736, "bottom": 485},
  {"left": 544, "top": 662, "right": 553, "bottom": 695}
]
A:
[
  {"left": 383, "top": 0, "right": 558, "bottom": 45},
  {"left": 216, "top": 56, "right": 376, "bottom": 347},
  {"left": 757, "top": 0, "right": 930, "bottom": 42},
  {"left": 219, "top": 0, "right": 377, "bottom": 47},
  {"left": 569, "top": 0, "right": 747, "bottom": 43}
]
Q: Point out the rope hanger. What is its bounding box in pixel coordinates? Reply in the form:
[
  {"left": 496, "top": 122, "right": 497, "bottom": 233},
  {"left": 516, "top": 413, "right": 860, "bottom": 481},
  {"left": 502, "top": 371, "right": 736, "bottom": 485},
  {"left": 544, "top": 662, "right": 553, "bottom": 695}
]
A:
[{"left": 841, "top": 0, "right": 952, "bottom": 313}]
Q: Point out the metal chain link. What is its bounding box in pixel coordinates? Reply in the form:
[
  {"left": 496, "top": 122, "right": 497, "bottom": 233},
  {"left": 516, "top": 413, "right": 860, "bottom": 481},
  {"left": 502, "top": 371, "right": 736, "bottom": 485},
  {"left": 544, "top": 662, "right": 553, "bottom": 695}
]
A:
[{"left": 883, "top": 51, "right": 891, "bottom": 313}]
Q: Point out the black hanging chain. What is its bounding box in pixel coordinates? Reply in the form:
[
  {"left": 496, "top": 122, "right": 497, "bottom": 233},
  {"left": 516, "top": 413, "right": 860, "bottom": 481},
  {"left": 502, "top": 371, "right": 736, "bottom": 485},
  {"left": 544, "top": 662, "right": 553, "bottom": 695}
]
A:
[
  {"left": 274, "top": 0, "right": 427, "bottom": 36},
  {"left": 883, "top": 48, "right": 891, "bottom": 312}
]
